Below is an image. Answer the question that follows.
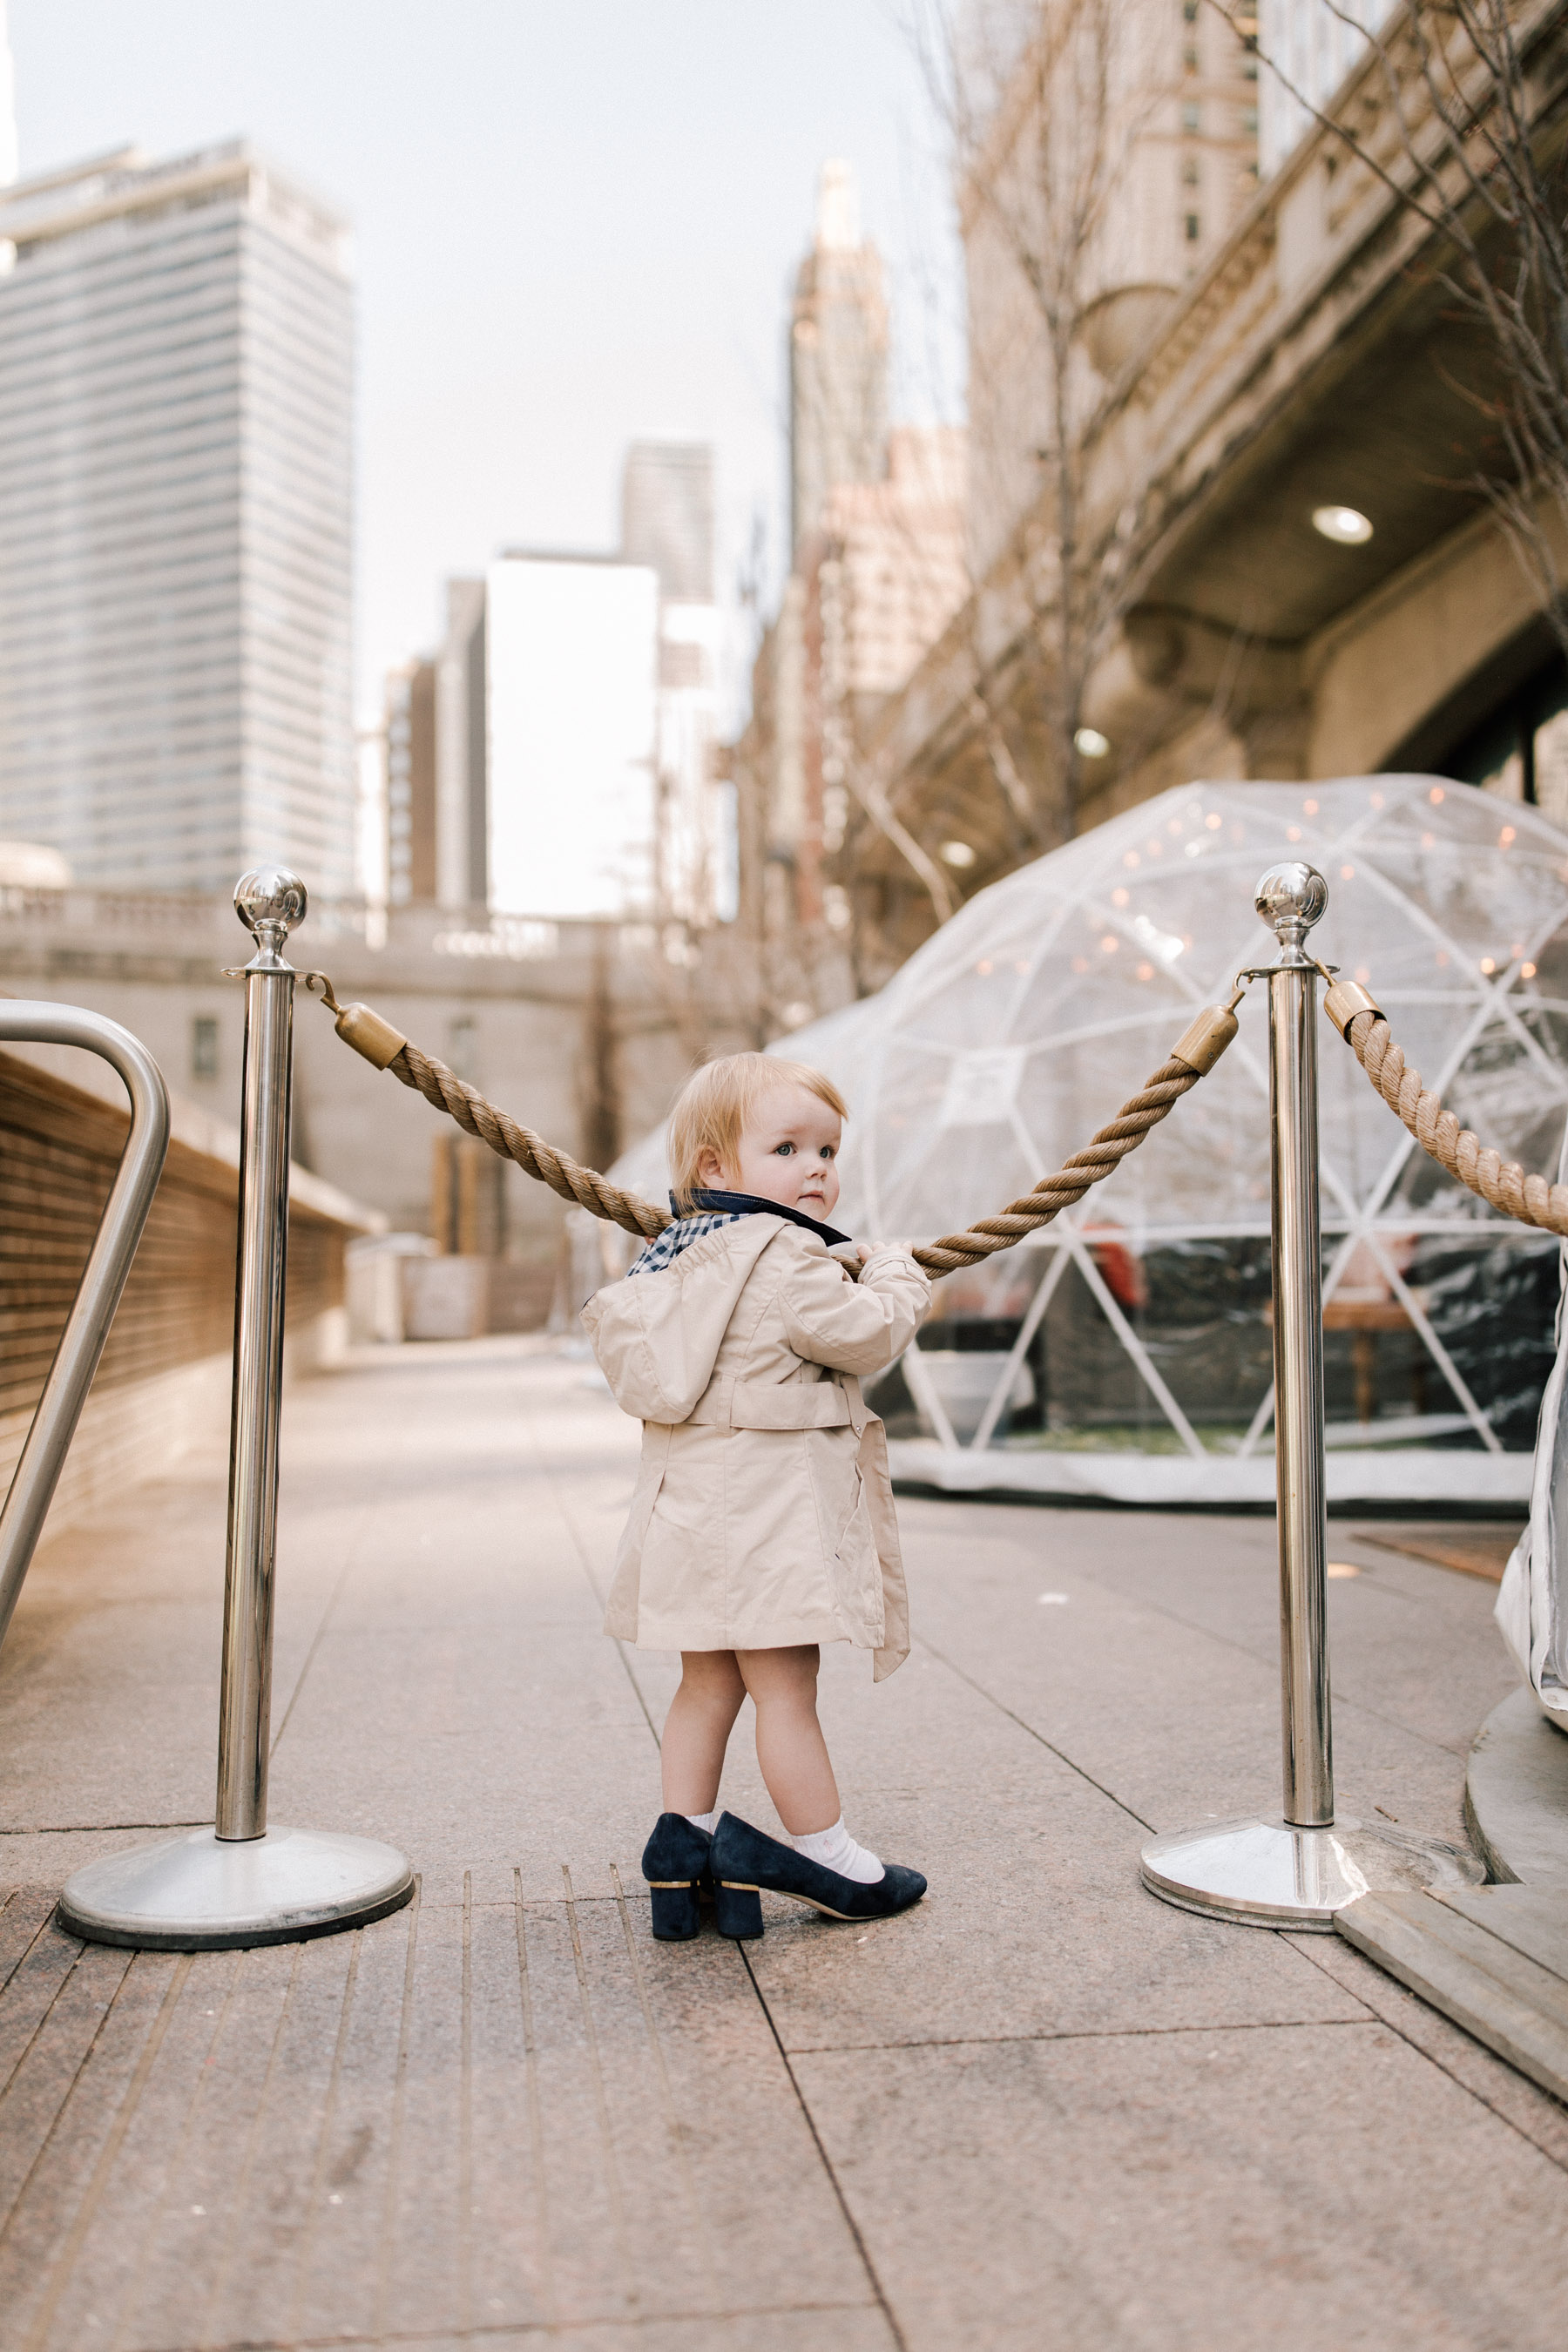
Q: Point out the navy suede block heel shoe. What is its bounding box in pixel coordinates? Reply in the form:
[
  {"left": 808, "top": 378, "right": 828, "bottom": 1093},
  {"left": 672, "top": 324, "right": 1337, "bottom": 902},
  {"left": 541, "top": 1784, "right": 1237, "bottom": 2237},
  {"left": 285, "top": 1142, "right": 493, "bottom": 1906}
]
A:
[
  {"left": 713, "top": 1879, "right": 764, "bottom": 1940},
  {"left": 641, "top": 1813, "right": 713, "bottom": 1942},
  {"left": 712, "top": 1812, "right": 926, "bottom": 1923}
]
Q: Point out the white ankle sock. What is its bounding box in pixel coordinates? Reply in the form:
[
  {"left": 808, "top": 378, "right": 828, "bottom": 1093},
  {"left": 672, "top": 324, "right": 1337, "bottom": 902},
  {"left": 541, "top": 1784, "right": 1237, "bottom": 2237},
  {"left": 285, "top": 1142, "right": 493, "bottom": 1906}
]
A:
[
  {"left": 683, "top": 1808, "right": 718, "bottom": 1835},
  {"left": 790, "top": 1817, "right": 884, "bottom": 1884}
]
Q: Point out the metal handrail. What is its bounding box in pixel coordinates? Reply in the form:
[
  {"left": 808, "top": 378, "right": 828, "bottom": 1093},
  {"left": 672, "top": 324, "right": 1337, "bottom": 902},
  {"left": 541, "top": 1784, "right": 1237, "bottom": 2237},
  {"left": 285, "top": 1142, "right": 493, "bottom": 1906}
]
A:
[{"left": 0, "top": 1004, "right": 170, "bottom": 1651}]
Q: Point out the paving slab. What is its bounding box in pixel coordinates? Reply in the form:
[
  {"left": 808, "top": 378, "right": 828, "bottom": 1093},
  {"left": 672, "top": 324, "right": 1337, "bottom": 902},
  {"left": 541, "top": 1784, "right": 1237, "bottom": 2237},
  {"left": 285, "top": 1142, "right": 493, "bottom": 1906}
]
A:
[
  {"left": 794, "top": 2022, "right": 1568, "bottom": 2352},
  {"left": 1281, "top": 1923, "right": 1568, "bottom": 2166},
  {"left": 1336, "top": 1884, "right": 1568, "bottom": 2106},
  {"left": 899, "top": 1501, "right": 1508, "bottom": 1848},
  {"left": 0, "top": 1876, "right": 879, "bottom": 2352},
  {"left": 3, "top": 1338, "right": 1566, "bottom": 2350}
]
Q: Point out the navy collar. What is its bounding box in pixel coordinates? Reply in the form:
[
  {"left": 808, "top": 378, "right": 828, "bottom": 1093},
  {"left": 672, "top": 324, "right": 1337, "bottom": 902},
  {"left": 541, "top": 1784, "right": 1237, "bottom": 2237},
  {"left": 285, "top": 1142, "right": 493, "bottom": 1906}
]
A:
[{"left": 678, "top": 1187, "right": 853, "bottom": 1250}]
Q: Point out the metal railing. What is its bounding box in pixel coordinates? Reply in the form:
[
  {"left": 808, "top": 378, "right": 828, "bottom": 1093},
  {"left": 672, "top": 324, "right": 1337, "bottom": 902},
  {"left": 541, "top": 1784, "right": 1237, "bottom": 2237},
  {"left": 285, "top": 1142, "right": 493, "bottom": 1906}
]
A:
[{"left": 0, "top": 1004, "right": 169, "bottom": 1652}]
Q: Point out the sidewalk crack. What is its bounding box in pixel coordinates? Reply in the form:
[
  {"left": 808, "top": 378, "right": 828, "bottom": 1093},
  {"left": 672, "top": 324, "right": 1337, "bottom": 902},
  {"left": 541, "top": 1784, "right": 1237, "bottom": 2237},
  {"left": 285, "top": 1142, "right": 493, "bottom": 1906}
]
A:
[
  {"left": 738, "top": 1942, "right": 908, "bottom": 2352},
  {"left": 916, "top": 1631, "right": 1156, "bottom": 1831}
]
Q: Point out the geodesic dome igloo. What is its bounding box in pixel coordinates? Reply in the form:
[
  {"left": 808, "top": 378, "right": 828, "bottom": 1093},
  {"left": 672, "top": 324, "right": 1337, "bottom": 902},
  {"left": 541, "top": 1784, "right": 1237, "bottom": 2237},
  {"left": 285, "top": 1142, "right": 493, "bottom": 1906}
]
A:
[{"left": 612, "top": 775, "right": 1568, "bottom": 1505}]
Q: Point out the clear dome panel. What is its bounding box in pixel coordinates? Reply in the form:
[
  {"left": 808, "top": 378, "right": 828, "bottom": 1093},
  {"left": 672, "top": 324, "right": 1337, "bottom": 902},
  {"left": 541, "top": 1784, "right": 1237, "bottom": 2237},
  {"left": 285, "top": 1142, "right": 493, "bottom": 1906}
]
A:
[{"left": 608, "top": 777, "right": 1568, "bottom": 1500}]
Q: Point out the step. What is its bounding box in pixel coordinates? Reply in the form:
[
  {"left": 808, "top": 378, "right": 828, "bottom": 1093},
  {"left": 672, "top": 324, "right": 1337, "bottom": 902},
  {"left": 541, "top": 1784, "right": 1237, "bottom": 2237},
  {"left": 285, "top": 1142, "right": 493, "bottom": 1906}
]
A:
[{"left": 1336, "top": 1882, "right": 1568, "bottom": 2105}]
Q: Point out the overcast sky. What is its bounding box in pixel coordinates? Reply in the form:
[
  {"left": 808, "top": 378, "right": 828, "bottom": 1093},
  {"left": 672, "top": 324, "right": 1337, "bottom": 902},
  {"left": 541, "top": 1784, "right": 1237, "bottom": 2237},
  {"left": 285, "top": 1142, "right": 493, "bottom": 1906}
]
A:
[{"left": 9, "top": 2, "right": 964, "bottom": 720}]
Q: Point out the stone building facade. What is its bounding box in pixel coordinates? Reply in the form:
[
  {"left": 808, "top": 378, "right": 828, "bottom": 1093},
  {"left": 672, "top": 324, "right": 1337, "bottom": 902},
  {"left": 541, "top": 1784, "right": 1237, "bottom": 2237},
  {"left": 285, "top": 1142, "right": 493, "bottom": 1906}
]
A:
[
  {"left": 824, "top": 0, "right": 1568, "bottom": 983},
  {"left": 0, "top": 886, "right": 758, "bottom": 1305}
]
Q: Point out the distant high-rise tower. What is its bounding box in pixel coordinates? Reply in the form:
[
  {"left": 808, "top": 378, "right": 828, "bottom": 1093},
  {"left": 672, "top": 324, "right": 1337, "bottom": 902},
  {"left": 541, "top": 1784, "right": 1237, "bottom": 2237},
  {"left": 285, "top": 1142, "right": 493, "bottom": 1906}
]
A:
[
  {"left": 620, "top": 442, "right": 728, "bottom": 925},
  {"left": 0, "top": 2, "right": 17, "bottom": 190},
  {"left": 621, "top": 442, "right": 714, "bottom": 605},
  {"left": 0, "top": 142, "right": 356, "bottom": 894},
  {"left": 435, "top": 578, "right": 488, "bottom": 909},
  {"left": 789, "top": 161, "right": 889, "bottom": 560},
  {"left": 1257, "top": 0, "right": 1393, "bottom": 177}
]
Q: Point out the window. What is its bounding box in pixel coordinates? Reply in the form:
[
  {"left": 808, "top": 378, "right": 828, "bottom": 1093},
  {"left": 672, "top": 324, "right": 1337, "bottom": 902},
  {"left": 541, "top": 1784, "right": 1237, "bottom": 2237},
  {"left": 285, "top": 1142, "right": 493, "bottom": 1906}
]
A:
[
  {"left": 1182, "top": 102, "right": 1201, "bottom": 133},
  {"left": 1182, "top": 155, "right": 1201, "bottom": 186},
  {"left": 192, "top": 1016, "right": 219, "bottom": 1082},
  {"left": 1240, "top": 106, "right": 1259, "bottom": 133},
  {"left": 1183, "top": 0, "right": 1197, "bottom": 17},
  {"left": 1183, "top": 42, "right": 1199, "bottom": 70},
  {"left": 1185, "top": 213, "right": 1202, "bottom": 242}
]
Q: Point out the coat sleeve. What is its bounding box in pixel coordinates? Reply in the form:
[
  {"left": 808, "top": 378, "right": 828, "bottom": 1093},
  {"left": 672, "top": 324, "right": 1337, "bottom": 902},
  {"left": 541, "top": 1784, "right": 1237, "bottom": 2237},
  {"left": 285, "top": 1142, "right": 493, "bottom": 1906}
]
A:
[{"left": 777, "top": 1237, "right": 932, "bottom": 1375}]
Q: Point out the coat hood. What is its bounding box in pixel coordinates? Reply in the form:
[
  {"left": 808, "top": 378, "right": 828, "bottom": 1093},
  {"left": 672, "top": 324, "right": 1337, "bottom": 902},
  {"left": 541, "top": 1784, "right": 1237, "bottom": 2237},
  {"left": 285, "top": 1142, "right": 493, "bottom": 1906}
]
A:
[{"left": 580, "top": 1215, "right": 791, "bottom": 1423}]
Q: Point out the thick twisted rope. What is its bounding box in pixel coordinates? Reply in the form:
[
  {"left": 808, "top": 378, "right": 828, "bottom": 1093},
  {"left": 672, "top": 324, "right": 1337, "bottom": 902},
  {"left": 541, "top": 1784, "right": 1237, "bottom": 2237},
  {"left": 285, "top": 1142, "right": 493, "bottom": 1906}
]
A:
[
  {"left": 909, "top": 1056, "right": 1201, "bottom": 1273},
  {"left": 1338, "top": 1002, "right": 1568, "bottom": 1237},
  {"left": 389, "top": 1038, "right": 669, "bottom": 1238},
  {"left": 389, "top": 1038, "right": 1206, "bottom": 1274},
  {"left": 307, "top": 975, "right": 1235, "bottom": 1278}
]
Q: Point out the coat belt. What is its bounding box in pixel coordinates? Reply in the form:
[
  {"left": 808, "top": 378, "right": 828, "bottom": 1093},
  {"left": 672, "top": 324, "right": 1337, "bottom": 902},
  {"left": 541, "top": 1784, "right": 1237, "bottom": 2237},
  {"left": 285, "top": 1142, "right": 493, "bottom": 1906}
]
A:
[{"left": 685, "top": 1378, "right": 854, "bottom": 1430}]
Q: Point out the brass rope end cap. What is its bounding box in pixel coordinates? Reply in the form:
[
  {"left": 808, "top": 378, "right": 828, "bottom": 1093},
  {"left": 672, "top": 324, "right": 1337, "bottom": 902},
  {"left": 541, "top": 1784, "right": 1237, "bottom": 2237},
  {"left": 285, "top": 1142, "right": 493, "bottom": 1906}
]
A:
[
  {"left": 1170, "top": 1003, "right": 1238, "bottom": 1076},
  {"left": 336, "top": 1002, "right": 408, "bottom": 1070},
  {"left": 1322, "top": 977, "right": 1382, "bottom": 1039}
]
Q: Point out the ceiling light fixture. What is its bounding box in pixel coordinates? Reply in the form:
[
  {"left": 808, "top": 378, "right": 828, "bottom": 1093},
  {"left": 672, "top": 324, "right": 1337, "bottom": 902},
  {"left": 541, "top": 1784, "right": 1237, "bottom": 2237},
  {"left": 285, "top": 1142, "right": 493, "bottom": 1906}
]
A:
[
  {"left": 1074, "top": 727, "right": 1112, "bottom": 758},
  {"left": 939, "top": 840, "right": 977, "bottom": 868},
  {"left": 1312, "top": 504, "right": 1374, "bottom": 544}
]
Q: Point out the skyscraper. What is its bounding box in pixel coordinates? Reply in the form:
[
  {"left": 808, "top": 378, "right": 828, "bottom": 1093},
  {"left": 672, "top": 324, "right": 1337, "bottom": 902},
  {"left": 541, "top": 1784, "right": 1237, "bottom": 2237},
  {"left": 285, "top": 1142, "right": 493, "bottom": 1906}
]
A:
[
  {"left": 0, "top": 2, "right": 17, "bottom": 193},
  {"left": 0, "top": 142, "right": 356, "bottom": 894},
  {"left": 789, "top": 161, "right": 889, "bottom": 561},
  {"left": 1257, "top": 0, "right": 1394, "bottom": 177},
  {"left": 621, "top": 442, "right": 714, "bottom": 605},
  {"left": 384, "top": 657, "right": 436, "bottom": 906},
  {"left": 619, "top": 442, "right": 729, "bottom": 925},
  {"left": 435, "top": 578, "right": 488, "bottom": 909}
]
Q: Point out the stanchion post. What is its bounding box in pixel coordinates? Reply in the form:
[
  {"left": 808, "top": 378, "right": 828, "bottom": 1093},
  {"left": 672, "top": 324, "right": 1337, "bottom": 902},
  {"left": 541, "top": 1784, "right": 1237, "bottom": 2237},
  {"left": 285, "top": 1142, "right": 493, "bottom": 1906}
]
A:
[
  {"left": 59, "top": 870, "right": 414, "bottom": 1950},
  {"left": 216, "top": 873, "right": 301, "bottom": 1840},
  {"left": 1264, "top": 873, "right": 1335, "bottom": 1830},
  {"left": 1139, "top": 862, "right": 1484, "bottom": 1926}
]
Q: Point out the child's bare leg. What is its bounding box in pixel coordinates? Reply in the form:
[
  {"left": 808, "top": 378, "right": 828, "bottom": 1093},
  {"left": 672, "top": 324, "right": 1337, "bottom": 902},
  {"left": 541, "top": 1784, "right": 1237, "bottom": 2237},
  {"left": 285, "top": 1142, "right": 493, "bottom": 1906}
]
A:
[
  {"left": 734, "top": 1646, "right": 841, "bottom": 1835},
  {"left": 661, "top": 1649, "right": 746, "bottom": 1814}
]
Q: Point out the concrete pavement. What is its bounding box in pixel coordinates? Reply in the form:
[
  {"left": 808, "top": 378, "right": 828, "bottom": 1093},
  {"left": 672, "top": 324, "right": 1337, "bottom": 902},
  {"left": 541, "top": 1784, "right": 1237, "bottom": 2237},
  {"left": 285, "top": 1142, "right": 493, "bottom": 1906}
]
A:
[{"left": 2, "top": 1335, "right": 1566, "bottom": 2350}]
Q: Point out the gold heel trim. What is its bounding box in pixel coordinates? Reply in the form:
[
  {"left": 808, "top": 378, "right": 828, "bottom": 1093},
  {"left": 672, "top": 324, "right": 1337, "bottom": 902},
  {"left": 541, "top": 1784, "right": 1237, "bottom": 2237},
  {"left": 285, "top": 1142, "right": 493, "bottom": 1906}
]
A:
[
  {"left": 647, "top": 1879, "right": 699, "bottom": 1889},
  {"left": 720, "top": 1881, "right": 760, "bottom": 1893}
]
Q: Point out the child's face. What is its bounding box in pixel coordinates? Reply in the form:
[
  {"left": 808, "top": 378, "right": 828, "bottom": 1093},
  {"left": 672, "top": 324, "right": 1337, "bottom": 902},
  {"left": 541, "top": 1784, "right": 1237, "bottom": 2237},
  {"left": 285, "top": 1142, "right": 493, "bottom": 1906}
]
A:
[{"left": 700, "top": 1081, "right": 843, "bottom": 1221}]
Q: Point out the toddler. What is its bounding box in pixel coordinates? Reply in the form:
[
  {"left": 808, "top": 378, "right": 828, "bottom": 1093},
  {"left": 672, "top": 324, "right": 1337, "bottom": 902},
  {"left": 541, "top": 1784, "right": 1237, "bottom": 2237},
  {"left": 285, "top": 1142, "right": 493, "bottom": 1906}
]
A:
[{"left": 582, "top": 1051, "right": 932, "bottom": 1938}]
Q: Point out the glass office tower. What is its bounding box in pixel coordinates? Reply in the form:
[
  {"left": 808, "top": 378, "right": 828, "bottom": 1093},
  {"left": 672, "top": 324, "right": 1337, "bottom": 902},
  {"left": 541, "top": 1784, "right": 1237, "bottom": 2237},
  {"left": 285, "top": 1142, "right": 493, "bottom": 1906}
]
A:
[{"left": 0, "top": 143, "right": 355, "bottom": 894}]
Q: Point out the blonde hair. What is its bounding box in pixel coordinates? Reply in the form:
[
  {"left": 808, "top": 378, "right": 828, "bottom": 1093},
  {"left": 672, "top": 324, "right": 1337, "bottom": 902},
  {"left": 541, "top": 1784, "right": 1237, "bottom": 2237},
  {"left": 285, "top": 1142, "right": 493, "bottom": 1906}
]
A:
[{"left": 667, "top": 1053, "right": 848, "bottom": 1213}]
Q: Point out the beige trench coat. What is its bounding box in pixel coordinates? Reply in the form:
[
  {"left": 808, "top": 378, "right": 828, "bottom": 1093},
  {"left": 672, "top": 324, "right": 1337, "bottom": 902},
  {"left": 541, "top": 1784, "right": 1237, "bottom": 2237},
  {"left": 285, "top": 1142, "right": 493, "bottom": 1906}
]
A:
[{"left": 581, "top": 1217, "right": 931, "bottom": 1680}]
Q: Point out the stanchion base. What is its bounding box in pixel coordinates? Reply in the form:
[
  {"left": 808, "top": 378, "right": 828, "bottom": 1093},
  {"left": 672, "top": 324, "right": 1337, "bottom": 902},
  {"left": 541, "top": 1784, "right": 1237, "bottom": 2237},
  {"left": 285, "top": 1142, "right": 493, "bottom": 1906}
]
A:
[
  {"left": 1139, "top": 1813, "right": 1484, "bottom": 1930},
  {"left": 58, "top": 1823, "right": 415, "bottom": 1950}
]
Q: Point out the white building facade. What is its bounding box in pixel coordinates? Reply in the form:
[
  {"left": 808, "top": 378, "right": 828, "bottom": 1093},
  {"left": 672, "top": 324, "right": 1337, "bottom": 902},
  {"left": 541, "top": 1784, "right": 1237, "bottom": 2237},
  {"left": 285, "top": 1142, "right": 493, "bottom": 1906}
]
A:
[
  {"left": 485, "top": 555, "right": 659, "bottom": 919},
  {"left": 0, "top": 143, "right": 356, "bottom": 894}
]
